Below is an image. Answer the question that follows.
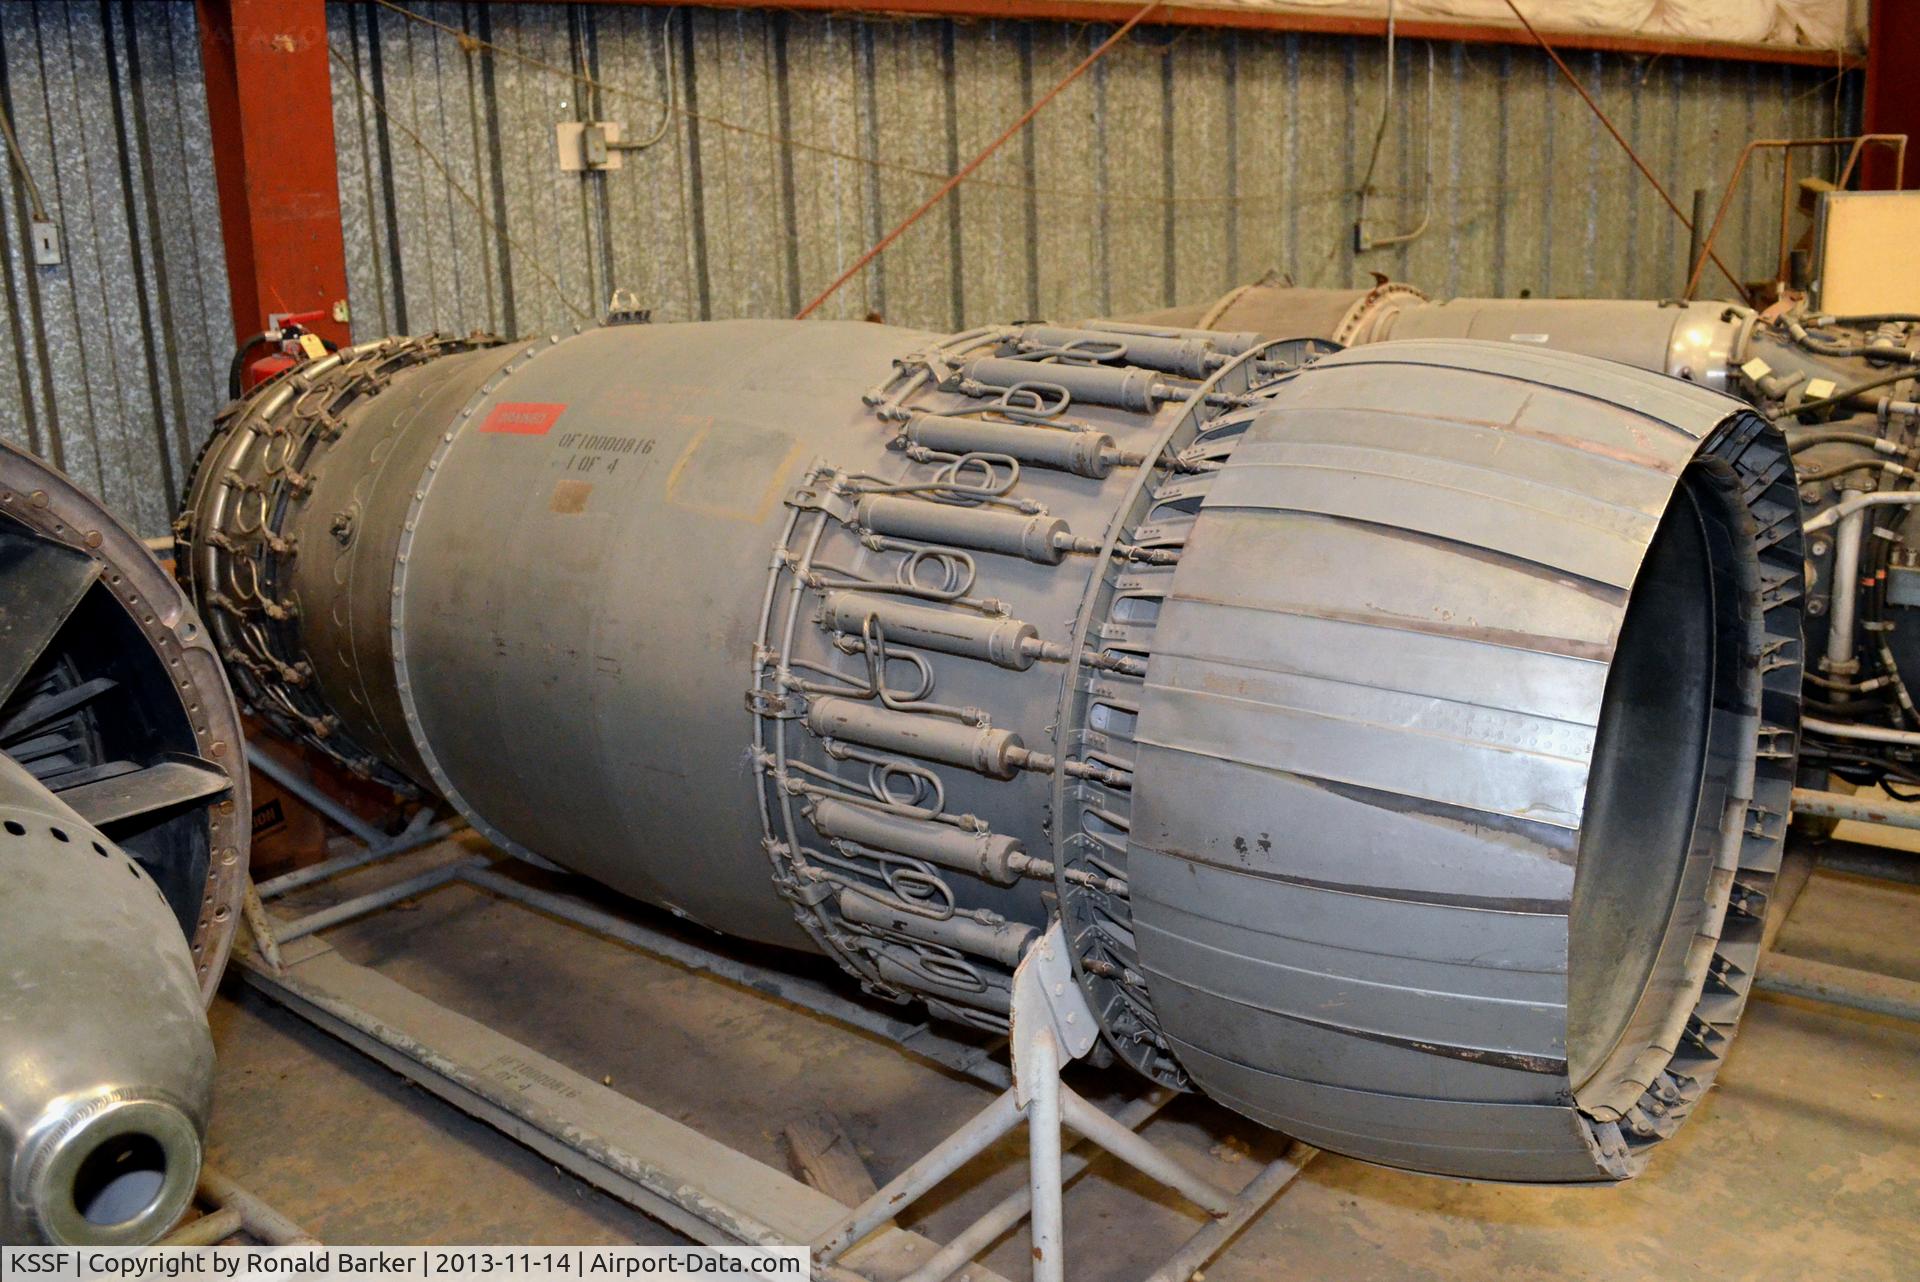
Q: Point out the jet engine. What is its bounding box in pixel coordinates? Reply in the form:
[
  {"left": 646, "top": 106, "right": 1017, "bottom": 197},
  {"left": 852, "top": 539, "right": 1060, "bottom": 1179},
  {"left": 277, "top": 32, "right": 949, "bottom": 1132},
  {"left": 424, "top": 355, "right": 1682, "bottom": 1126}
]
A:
[
  {"left": 0, "top": 440, "right": 247, "bottom": 1243},
  {"left": 177, "top": 318, "right": 1801, "bottom": 1182}
]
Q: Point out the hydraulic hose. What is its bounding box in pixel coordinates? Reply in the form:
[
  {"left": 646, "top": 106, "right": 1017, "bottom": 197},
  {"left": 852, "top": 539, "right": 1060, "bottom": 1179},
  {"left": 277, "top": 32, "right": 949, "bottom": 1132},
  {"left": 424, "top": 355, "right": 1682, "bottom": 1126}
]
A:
[{"left": 227, "top": 332, "right": 272, "bottom": 401}]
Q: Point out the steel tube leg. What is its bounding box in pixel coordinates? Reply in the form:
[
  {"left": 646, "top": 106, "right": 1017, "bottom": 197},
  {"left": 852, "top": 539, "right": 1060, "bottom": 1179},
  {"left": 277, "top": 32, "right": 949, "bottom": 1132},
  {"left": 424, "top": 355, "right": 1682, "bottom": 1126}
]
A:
[
  {"left": 1059, "top": 1089, "right": 1232, "bottom": 1215},
  {"left": 198, "top": 1167, "right": 320, "bottom": 1246},
  {"left": 1026, "top": 1030, "right": 1064, "bottom": 1282},
  {"left": 1144, "top": 1146, "right": 1318, "bottom": 1282},
  {"left": 813, "top": 1087, "right": 1024, "bottom": 1264},
  {"left": 271, "top": 859, "right": 480, "bottom": 943},
  {"left": 899, "top": 1092, "right": 1173, "bottom": 1282},
  {"left": 257, "top": 811, "right": 454, "bottom": 901},
  {"left": 248, "top": 747, "right": 386, "bottom": 846}
]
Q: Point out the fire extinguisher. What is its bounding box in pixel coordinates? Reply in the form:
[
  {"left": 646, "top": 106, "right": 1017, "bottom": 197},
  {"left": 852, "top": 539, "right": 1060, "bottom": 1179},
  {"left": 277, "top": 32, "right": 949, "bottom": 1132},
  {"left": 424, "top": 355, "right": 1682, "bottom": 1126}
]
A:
[{"left": 228, "top": 309, "right": 339, "bottom": 399}]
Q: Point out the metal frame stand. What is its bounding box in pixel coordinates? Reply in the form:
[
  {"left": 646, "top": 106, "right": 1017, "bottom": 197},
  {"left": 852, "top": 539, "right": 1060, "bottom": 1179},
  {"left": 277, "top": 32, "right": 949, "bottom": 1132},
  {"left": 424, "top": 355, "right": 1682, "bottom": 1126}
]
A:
[
  {"left": 807, "top": 929, "right": 1316, "bottom": 1282},
  {"left": 238, "top": 744, "right": 1313, "bottom": 1280},
  {"left": 160, "top": 1167, "right": 320, "bottom": 1247}
]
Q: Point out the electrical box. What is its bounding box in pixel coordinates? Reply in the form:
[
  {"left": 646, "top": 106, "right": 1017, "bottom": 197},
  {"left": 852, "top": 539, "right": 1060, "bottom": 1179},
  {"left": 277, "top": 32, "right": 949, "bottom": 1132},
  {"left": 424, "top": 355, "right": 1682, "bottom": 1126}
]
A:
[
  {"left": 556, "top": 121, "right": 625, "bottom": 172},
  {"left": 1812, "top": 190, "right": 1920, "bottom": 315},
  {"left": 29, "top": 219, "right": 59, "bottom": 266}
]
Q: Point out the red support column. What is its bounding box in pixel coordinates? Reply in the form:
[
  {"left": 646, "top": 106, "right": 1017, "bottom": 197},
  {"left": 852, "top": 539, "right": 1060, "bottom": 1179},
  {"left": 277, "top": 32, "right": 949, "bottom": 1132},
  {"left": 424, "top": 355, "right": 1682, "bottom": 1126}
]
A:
[
  {"left": 196, "top": 0, "right": 352, "bottom": 347},
  {"left": 1864, "top": 0, "right": 1919, "bottom": 190}
]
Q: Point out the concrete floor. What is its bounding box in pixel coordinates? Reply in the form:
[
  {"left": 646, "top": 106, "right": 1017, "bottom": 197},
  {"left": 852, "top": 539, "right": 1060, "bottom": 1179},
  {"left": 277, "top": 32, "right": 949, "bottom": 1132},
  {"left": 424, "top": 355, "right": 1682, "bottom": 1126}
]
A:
[{"left": 207, "top": 825, "right": 1920, "bottom": 1280}]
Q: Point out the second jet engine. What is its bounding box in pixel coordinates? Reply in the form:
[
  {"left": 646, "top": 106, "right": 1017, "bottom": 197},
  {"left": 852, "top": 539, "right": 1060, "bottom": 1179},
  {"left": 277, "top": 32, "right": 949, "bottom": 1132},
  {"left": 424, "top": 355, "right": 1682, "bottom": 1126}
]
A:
[{"left": 0, "top": 440, "right": 248, "bottom": 1243}]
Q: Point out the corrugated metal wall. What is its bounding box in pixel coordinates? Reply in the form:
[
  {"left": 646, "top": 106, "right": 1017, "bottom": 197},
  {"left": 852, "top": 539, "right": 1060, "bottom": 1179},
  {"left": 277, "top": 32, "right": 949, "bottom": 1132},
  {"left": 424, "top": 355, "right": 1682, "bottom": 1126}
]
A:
[
  {"left": 0, "top": 0, "right": 1868, "bottom": 535},
  {"left": 328, "top": 1, "right": 1860, "bottom": 342},
  {"left": 0, "top": 1, "right": 232, "bottom": 537}
]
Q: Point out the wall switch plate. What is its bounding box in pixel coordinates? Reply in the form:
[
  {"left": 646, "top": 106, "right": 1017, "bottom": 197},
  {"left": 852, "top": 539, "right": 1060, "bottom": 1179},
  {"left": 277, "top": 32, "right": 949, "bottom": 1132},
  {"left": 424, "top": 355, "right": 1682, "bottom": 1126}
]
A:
[{"left": 29, "top": 219, "right": 59, "bottom": 266}]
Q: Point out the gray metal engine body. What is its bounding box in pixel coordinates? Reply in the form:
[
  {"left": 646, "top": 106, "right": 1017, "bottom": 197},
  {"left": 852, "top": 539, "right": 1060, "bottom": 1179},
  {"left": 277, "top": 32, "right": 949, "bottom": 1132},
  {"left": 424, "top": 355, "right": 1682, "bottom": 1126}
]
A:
[{"left": 179, "top": 318, "right": 1802, "bottom": 1183}]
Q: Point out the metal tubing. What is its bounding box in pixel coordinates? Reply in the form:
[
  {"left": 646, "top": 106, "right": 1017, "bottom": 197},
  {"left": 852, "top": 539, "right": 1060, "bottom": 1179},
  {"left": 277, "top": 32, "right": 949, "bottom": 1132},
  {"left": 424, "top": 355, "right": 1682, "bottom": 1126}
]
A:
[
  {"left": 1803, "top": 489, "right": 1920, "bottom": 533},
  {"left": 896, "top": 1092, "right": 1171, "bottom": 1282},
  {"left": 248, "top": 747, "right": 385, "bottom": 847},
  {"left": 813, "top": 1088, "right": 1024, "bottom": 1264},
  {"left": 256, "top": 811, "right": 455, "bottom": 900},
  {"left": 1792, "top": 786, "right": 1920, "bottom": 830},
  {"left": 1081, "top": 320, "right": 1263, "bottom": 357},
  {"left": 1685, "top": 189, "right": 1709, "bottom": 296},
  {"left": 160, "top": 1206, "right": 243, "bottom": 1246},
  {"left": 458, "top": 865, "right": 1009, "bottom": 1088},
  {"left": 271, "top": 859, "right": 481, "bottom": 943},
  {"left": 1143, "top": 1146, "right": 1319, "bottom": 1282},
  {"left": 1683, "top": 135, "right": 1908, "bottom": 300},
  {"left": 1025, "top": 1031, "right": 1065, "bottom": 1282},
  {"left": 1826, "top": 504, "right": 1867, "bottom": 672},
  {"left": 1803, "top": 715, "right": 1920, "bottom": 747},
  {"left": 1058, "top": 1088, "right": 1233, "bottom": 1215},
  {"left": 1816, "top": 840, "right": 1920, "bottom": 885},
  {"left": 873, "top": 953, "right": 1013, "bottom": 1015},
  {"left": 1757, "top": 953, "right": 1920, "bottom": 1022},
  {"left": 197, "top": 1167, "right": 320, "bottom": 1246}
]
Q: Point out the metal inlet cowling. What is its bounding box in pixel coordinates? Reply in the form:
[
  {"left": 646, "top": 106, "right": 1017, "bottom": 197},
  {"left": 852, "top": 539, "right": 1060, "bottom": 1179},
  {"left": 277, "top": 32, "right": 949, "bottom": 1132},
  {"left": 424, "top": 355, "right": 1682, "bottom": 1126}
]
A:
[
  {"left": 178, "top": 319, "right": 1800, "bottom": 1183},
  {"left": 0, "top": 441, "right": 246, "bottom": 1243},
  {"left": 0, "top": 755, "right": 213, "bottom": 1244}
]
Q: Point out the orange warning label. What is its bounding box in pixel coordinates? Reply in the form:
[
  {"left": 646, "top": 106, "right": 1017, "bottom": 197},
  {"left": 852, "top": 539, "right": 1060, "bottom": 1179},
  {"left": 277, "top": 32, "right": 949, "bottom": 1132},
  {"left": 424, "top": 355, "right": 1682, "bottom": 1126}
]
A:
[{"left": 479, "top": 402, "right": 567, "bottom": 435}]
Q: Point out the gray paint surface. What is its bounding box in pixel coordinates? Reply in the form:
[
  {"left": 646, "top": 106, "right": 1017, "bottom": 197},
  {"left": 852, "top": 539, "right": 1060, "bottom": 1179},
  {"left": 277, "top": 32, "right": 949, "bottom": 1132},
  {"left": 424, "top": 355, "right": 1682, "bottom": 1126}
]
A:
[
  {"left": 0, "top": 1, "right": 232, "bottom": 538},
  {"left": 329, "top": 1, "right": 1857, "bottom": 342}
]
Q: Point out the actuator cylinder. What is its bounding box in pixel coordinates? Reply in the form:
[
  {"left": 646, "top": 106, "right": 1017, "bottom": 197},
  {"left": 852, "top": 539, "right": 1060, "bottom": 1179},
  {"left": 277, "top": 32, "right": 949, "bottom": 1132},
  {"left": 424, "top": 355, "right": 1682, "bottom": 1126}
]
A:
[
  {"left": 856, "top": 495, "right": 1070, "bottom": 565},
  {"left": 874, "top": 954, "right": 1012, "bottom": 1014},
  {"left": 1082, "top": 320, "right": 1265, "bottom": 357},
  {"left": 902, "top": 413, "right": 1115, "bottom": 478},
  {"left": 837, "top": 890, "right": 1036, "bottom": 966},
  {"left": 809, "top": 796, "right": 1024, "bottom": 884},
  {"left": 1010, "top": 325, "right": 1220, "bottom": 379},
  {"left": 822, "top": 590, "right": 1040, "bottom": 670},
  {"left": 958, "top": 356, "right": 1164, "bottom": 412},
  {"left": 806, "top": 697, "right": 1025, "bottom": 780}
]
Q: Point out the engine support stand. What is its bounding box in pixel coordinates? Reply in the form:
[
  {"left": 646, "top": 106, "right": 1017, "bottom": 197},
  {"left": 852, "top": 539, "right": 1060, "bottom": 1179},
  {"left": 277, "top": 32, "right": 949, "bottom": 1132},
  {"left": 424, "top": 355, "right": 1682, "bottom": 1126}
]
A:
[{"left": 237, "top": 735, "right": 1316, "bottom": 1281}]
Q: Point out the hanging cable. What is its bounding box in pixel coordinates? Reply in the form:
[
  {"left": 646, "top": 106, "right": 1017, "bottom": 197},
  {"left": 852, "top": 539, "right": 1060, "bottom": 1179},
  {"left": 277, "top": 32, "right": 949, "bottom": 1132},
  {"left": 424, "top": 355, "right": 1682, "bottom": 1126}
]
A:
[
  {"left": 1500, "top": 0, "right": 1748, "bottom": 302},
  {"left": 0, "top": 98, "right": 49, "bottom": 224},
  {"left": 794, "top": 0, "right": 1167, "bottom": 319},
  {"left": 328, "top": 45, "right": 594, "bottom": 324}
]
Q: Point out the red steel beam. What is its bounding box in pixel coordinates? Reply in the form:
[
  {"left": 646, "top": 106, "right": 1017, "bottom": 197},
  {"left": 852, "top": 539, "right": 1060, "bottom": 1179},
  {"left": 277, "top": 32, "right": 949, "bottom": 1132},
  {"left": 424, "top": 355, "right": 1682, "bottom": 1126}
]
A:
[
  {"left": 1863, "top": 0, "right": 1919, "bottom": 189},
  {"left": 529, "top": 0, "right": 1860, "bottom": 68},
  {"left": 197, "top": 0, "right": 352, "bottom": 348}
]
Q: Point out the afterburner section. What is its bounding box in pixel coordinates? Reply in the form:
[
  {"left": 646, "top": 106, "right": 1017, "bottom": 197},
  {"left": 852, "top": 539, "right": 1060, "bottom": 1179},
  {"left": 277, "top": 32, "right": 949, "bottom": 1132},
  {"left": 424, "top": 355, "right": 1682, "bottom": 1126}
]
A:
[{"left": 1123, "top": 341, "right": 1802, "bottom": 1180}]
